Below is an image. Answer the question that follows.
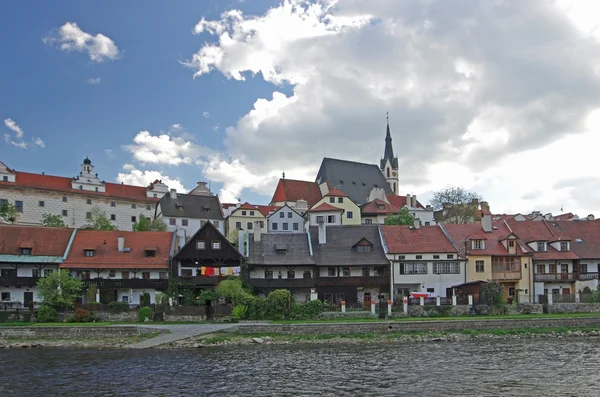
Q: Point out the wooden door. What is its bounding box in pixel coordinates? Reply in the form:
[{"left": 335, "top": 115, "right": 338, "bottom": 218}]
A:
[
  {"left": 561, "top": 264, "right": 569, "bottom": 279},
  {"left": 363, "top": 293, "right": 371, "bottom": 310},
  {"left": 562, "top": 288, "right": 570, "bottom": 295},
  {"left": 24, "top": 292, "right": 34, "bottom": 305}
]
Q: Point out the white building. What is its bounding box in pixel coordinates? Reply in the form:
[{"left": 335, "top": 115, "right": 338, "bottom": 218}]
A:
[
  {"left": 267, "top": 204, "right": 305, "bottom": 233},
  {"left": 305, "top": 202, "right": 343, "bottom": 227}
]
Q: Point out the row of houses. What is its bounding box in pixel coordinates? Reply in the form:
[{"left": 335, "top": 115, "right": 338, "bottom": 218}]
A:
[{"left": 3, "top": 212, "right": 599, "bottom": 307}]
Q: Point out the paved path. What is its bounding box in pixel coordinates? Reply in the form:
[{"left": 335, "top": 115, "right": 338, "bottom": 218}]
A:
[{"left": 124, "top": 324, "right": 241, "bottom": 349}]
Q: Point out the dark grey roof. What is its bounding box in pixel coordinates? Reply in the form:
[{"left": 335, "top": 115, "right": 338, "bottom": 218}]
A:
[
  {"left": 158, "top": 193, "right": 224, "bottom": 220},
  {"left": 309, "top": 225, "right": 389, "bottom": 266},
  {"left": 247, "top": 233, "right": 314, "bottom": 266},
  {"left": 315, "top": 158, "right": 393, "bottom": 205}
]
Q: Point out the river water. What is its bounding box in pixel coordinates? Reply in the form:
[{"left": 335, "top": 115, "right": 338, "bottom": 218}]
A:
[{"left": 1, "top": 338, "right": 598, "bottom": 396}]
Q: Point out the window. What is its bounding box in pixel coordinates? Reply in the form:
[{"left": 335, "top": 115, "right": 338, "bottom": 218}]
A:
[
  {"left": 249, "top": 210, "right": 254, "bottom": 216},
  {"left": 508, "top": 287, "right": 515, "bottom": 296},
  {"left": 342, "top": 267, "right": 351, "bottom": 276},
  {"left": 434, "top": 262, "right": 460, "bottom": 274},
  {"left": 365, "top": 219, "right": 373, "bottom": 224},
  {"left": 362, "top": 267, "right": 370, "bottom": 277},
  {"left": 286, "top": 212, "right": 292, "bottom": 218},
  {"left": 2, "top": 176, "right": 7, "bottom": 182},
  {"left": 283, "top": 223, "right": 289, "bottom": 230},
  {"left": 265, "top": 270, "right": 273, "bottom": 279},
  {"left": 62, "top": 196, "right": 67, "bottom": 202},
  {"left": 433, "top": 255, "right": 440, "bottom": 259},
  {"left": 145, "top": 250, "right": 156, "bottom": 257},
  {"left": 182, "top": 219, "right": 188, "bottom": 226},
  {"left": 328, "top": 267, "right": 336, "bottom": 276},
  {"left": 377, "top": 204, "right": 385, "bottom": 210},
  {"left": 86, "top": 212, "right": 92, "bottom": 219},
  {"left": 142, "top": 272, "right": 150, "bottom": 280},
  {"left": 427, "top": 288, "right": 435, "bottom": 294},
  {"left": 293, "top": 223, "right": 299, "bottom": 231},
  {"left": 21, "top": 248, "right": 32, "bottom": 255},
  {"left": 338, "top": 197, "right": 343, "bottom": 203},
  {"left": 242, "top": 210, "right": 247, "bottom": 216},
  {"left": 472, "top": 240, "right": 485, "bottom": 250},
  {"left": 122, "top": 271, "right": 130, "bottom": 279},
  {"left": 537, "top": 242, "right": 546, "bottom": 252},
  {"left": 181, "top": 269, "right": 193, "bottom": 278},
  {"left": 131, "top": 216, "right": 136, "bottom": 222},
  {"left": 84, "top": 250, "right": 95, "bottom": 257},
  {"left": 347, "top": 211, "right": 353, "bottom": 219},
  {"left": 236, "top": 221, "right": 242, "bottom": 229},
  {"left": 536, "top": 264, "right": 546, "bottom": 274},
  {"left": 475, "top": 260, "right": 485, "bottom": 273},
  {"left": 86, "top": 199, "right": 92, "bottom": 205},
  {"left": 110, "top": 214, "right": 116, "bottom": 221},
  {"left": 327, "top": 215, "right": 335, "bottom": 223},
  {"left": 416, "top": 255, "right": 422, "bottom": 259},
  {"left": 425, "top": 222, "right": 430, "bottom": 226},
  {"left": 169, "top": 218, "right": 176, "bottom": 226},
  {"left": 316, "top": 216, "right": 324, "bottom": 223},
  {"left": 62, "top": 210, "right": 68, "bottom": 217},
  {"left": 400, "top": 263, "right": 428, "bottom": 274},
  {"left": 38, "top": 201, "right": 45, "bottom": 207},
  {"left": 272, "top": 222, "right": 278, "bottom": 230},
  {"left": 108, "top": 270, "right": 116, "bottom": 278},
  {"left": 212, "top": 241, "right": 221, "bottom": 250},
  {"left": 146, "top": 204, "right": 151, "bottom": 211},
  {"left": 1, "top": 292, "right": 10, "bottom": 301},
  {"left": 153, "top": 194, "right": 157, "bottom": 198},
  {"left": 560, "top": 242, "right": 569, "bottom": 252},
  {"left": 581, "top": 264, "right": 588, "bottom": 274},
  {"left": 398, "top": 255, "right": 405, "bottom": 260},
  {"left": 329, "top": 197, "right": 335, "bottom": 203},
  {"left": 196, "top": 241, "right": 206, "bottom": 250},
  {"left": 32, "top": 269, "right": 40, "bottom": 278},
  {"left": 287, "top": 270, "right": 295, "bottom": 279},
  {"left": 111, "top": 201, "right": 116, "bottom": 207},
  {"left": 131, "top": 204, "right": 137, "bottom": 209},
  {"left": 279, "top": 212, "right": 285, "bottom": 218},
  {"left": 447, "top": 254, "right": 454, "bottom": 259},
  {"left": 357, "top": 245, "right": 372, "bottom": 253},
  {"left": 247, "top": 222, "right": 253, "bottom": 230},
  {"left": 508, "top": 240, "right": 515, "bottom": 247},
  {"left": 324, "top": 293, "right": 334, "bottom": 303},
  {"left": 303, "top": 271, "right": 311, "bottom": 278},
  {"left": 15, "top": 201, "right": 23, "bottom": 213},
  {"left": 159, "top": 272, "right": 168, "bottom": 279}
]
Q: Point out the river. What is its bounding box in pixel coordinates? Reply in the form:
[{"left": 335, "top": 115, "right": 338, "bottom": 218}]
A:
[{"left": 1, "top": 338, "right": 598, "bottom": 396}]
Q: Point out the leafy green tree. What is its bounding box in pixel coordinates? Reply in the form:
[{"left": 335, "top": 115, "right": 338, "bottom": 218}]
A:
[
  {"left": 430, "top": 186, "right": 483, "bottom": 224},
  {"left": 481, "top": 280, "right": 506, "bottom": 314},
  {"left": 132, "top": 215, "right": 167, "bottom": 231},
  {"left": 88, "top": 207, "right": 117, "bottom": 230},
  {"left": 42, "top": 213, "right": 66, "bottom": 228},
  {"left": 36, "top": 269, "right": 83, "bottom": 309},
  {"left": 384, "top": 206, "right": 416, "bottom": 225},
  {"left": 216, "top": 279, "right": 247, "bottom": 304},
  {"left": 0, "top": 202, "right": 17, "bottom": 224}
]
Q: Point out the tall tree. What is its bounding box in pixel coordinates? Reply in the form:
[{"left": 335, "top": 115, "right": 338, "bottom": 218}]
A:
[
  {"left": 132, "top": 215, "right": 167, "bottom": 231},
  {"left": 42, "top": 213, "right": 66, "bottom": 228},
  {"left": 0, "top": 202, "right": 17, "bottom": 224},
  {"left": 430, "top": 186, "right": 483, "bottom": 224},
  {"left": 36, "top": 269, "right": 83, "bottom": 309},
  {"left": 88, "top": 207, "right": 117, "bottom": 230},
  {"left": 384, "top": 206, "right": 416, "bottom": 225}
]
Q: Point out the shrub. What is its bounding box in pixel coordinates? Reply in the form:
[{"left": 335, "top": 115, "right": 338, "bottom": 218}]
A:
[
  {"left": 289, "top": 299, "right": 324, "bottom": 320},
  {"left": 142, "top": 292, "right": 151, "bottom": 307},
  {"left": 138, "top": 306, "right": 152, "bottom": 322},
  {"left": 108, "top": 301, "right": 130, "bottom": 314},
  {"left": 232, "top": 304, "right": 248, "bottom": 320},
  {"left": 37, "top": 305, "right": 58, "bottom": 323},
  {"left": 266, "top": 289, "right": 292, "bottom": 319},
  {"left": 86, "top": 284, "right": 98, "bottom": 304},
  {"left": 67, "top": 308, "right": 96, "bottom": 323}
]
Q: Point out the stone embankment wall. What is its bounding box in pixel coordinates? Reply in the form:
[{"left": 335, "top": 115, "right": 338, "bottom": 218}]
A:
[
  {"left": 0, "top": 326, "right": 154, "bottom": 339},
  {"left": 231, "top": 317, "right": 600, "bottom": 335},
  {"left": 547, "top": 303, "right": 600, "bottom": 314}
]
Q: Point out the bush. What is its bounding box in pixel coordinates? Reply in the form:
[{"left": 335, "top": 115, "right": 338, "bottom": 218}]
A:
[
  {"left": 266, "top": 289, "right": 292, "bottom": 319},
  {"left": 289, "top": 299, "right": 324, "bottom": 320},
  {"left": 67, "top": 309, "right": 96, "bottom": 323},
  {"left": 232, "top": 304, "right": 248, "bottom": 320},
  {"left": 37, "top": 305, "right": 58, "bottom": 323},
  {"left": 86, "top": 284, "right": 98, "bottom": 303},
  {"left": 142, "top": 292, "right": 151, "bottom": 307},
  {"left": 108, "top": 301, "right": 130, "bottom": 314},
  {"left": 138, "top": 306, "right": 152, "bottom": 322}
]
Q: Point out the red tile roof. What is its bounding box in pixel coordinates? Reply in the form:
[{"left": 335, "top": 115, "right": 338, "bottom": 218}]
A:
[
  {"left": 270, "top": 178, "right": 322, "bottom": 207},
  {"left": 554, "top": 213, "right": 576, "bottom": 221},
  {"left": 387, "top": 194, "right": 425, "bottom": 209},
  {"left": 256, "top": 205, "right": 280, "bottom": 217},
  {"left": 0, "top": 171, "right": 158, "bottom": 202},
  {"left": 444, "top": 222, "right": 527, "bottom": 256},
  {"left": 238, "top": 202, "right": 255, "bottom": 210},
  {"left": 308, "top": 202, "right": 344, "bottom": 212},
  {"left": 61, "top": 230, "right": 173, "bottom": 269},
  {"left": 361, "top": 199, "right": 398, "bottom": 215},
  {"left": 381, "top": 225, "right": 458, "bottom": 253},
  {"left": 556, "top": 220, "right": 600, "bottom": 259},
  {"left": 0, "top": 225, "right": 73, "bottom": 256},
  {"left": 324, "top": 188, "right": 348, "bottom": 197}
]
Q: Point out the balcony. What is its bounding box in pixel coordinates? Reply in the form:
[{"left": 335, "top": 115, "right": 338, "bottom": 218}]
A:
[
  {"left": 0, "top": 276, "right": 40, "bottom": 288},
  {"left": 177, "top": 276, "right": 223, "bottom": 287},
  {"left": 316, "top": 274, "right": 390, "bottom": 287},
  {"left": 492, "top": 271, "right": 522, "bottom": 281},
  {"left": 534, "top": 273, "right": 577, "bottom": 282},
  {"left": 250, "top": 278, "right": 315, "bottom": 289},
  {"left": 83, "top": 278, "right": 168, "bottom": 290},
  {"left": 579, "top": 272, "right": 599, "bottom": 281}
]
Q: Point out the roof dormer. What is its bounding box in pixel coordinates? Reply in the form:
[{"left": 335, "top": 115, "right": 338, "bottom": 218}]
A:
[{"left": 353, "top": 238, "right": 373, "bottom": 253}]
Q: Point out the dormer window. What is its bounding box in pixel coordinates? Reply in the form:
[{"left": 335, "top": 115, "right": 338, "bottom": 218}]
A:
[
  {"left": 508, "top": 240, "right": 515, "bottom": 248},
  {"left": 145, "top": 249, "right": 156, "bottom": 257},
  {"left": 377, "top": 204, "right": 385, "bottom": 210},
  {"left": 357, "top": 245, "right": 372, "bottom": 253},
  {"left": 537, "top": 242, "right": 546, "bottom": 252},
  {"left": 84, "top": 249, "right": 95, "bottom": 257},
  {"left": 560, "top": 242, "right": 569, "bottom": 252},
  {"left": 472, "top": 240, "right": 485, "bottom": 250},
  {"left": 21, "top": 248, "right": 32, "bottom": 255}
]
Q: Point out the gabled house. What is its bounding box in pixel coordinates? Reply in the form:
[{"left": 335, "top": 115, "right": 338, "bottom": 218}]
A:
[
  {"left": 361, "top": 194, "right": 435, "bottom": 226},
  {"left": 246, "top": 228, "right": 315, "bottom": 301},
  {"left": 267, "top": 204, "right": 305, "bottom": 233},
  {"left": 0, "top": 225, "right": 74, "bottom": 305},
  {"left": 309, "top": 224, "right": 390, "bottom": 306},
  {"left": 173, "top": 221, "right": 243, "bottom": 291},
  {"left": 380, "top": 224, "right": 464, "bottom": 299},
  {"left": 270, "top": 177, "right": 322, "bottom": 212},
  {"left": 225, "top": 202, "right": 277, "bottom": 238},
  {"left": 360, "top": 198, "right": 397, "bottom": 225},
  {"left": 61, "top": 230, "right": 175, "bottom": 304},
  {"left": 306, "top": 203, "right": 344, "bottom": 227},
  {"left": 155, "top": 189, "right": 224, "bottom": 248},
  {"left": 309, "top": 187, "right": 360, "bottom": 226}
]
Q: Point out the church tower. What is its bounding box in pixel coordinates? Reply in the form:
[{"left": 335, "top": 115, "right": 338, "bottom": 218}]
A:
[{"left": 380, "top": 114, "right": 399, "bottom": 194}]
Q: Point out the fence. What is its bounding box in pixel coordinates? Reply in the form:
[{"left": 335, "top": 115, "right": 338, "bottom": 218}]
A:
[{"left": 537, "top": 293, "right": 598, "bottom": 304}]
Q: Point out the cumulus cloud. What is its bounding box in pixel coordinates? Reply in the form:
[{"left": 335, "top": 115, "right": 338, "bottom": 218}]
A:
[
  {"left": 86, "top": 77, "right": 102, "bottom": 85},
  {"left": 184, "top": 0, "right": 600, "bottom": 215},
  {"left": 203, "top": 111, "right": 210, "bottom": 118},
  {"left": 3, "top": 118, "right": 44, "bottom": 150},
  {"left": 116, "top": 167, "right": 187, "bottom": 193},
  {"left": 32, "top": 137, "right": 45, "bottom": 148},
  {"left": 4, "top": 118, "right": 23, "bottom": 138},
  {"left": 44, "top": 22, "right": 120, "bottom": 63}
]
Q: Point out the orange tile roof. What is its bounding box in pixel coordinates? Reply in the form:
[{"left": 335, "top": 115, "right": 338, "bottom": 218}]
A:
[
  {"left": 238, "top": 202, "right": 255, "bottom": 210},
  {"left": 270, "top": 178, "right": 322, "bottom": 207},
  {"left": 61, "top": 230, "right": 173, "bottom": 269},
  {"left": 361, "top": 198, "right": 398, "bottom": 215},
  {"left": 381, "top": 225, "right": 458, "bottom": 253},
  {"left": 444, "top": 222, "right": 527, "bottom": 256},
  {"left": 387, "top": 194, "right": 426, "bottom": 209},
  {"left": 256, "top": 205, "right": 280, "bottom": 217},
  {"left": 0, "top": 225, "right": 73, "bottom": 256},
  {"left": 324, "top": 188, "right": 348, "bottom": 197},
  {"left": 308, "top": 202, "right": 344, "bottom": 212},
  {"left": 0, "top": 171, "right": 158, "bottom": 202}
]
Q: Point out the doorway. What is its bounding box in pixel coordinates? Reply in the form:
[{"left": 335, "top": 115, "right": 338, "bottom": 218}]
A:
[
  {"left": 24, "top": 292, "right": 34, "bottom": 306},
  {"left": 363, "top": 293, "right": 371, "bottom": 310}
]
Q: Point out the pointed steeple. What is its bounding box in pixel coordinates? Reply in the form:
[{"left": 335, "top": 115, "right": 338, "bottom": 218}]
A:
[{"left": 380, "top": 113, "right": 398, "bottom": 170}]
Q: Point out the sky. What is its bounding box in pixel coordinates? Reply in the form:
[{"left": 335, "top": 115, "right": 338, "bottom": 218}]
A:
[{"left": 1, "top": 0, "right": 600, "bottom": 217}]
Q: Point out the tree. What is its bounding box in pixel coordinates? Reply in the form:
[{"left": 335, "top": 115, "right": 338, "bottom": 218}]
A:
[
  {"left": 42, "top": 213, "right": 66, "bottom": 228},
  {"left": 384, "top": 206, "right": 416, "bottom": 225},
  {"left": 88, "top": 207, "right": 116, "bottom": 230},
  {"left": 216, "top": 279, "right": 247, "bottom": 304},
  {"left": 0, "top": 202, "right": 17, "bottom": 224},
  {"left": 430, "top": 186, "right": 483, "bottom": 224},
  {"left": 132, "top": 215, "right": 167, "bottom": 231},
  {"left": 481, "top": 280, "right": 506, "bottom": 314},
  {"left": 36, "top": 269, "right": 83, "bottom": 309}
]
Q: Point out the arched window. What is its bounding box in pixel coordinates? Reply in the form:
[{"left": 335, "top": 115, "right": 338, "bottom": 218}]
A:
[
  {"left": 393, "top": 182, "right": 396, "bottom": 192},
  {"left": 386, "top": 167, "right": 390, "bottom": 178}
]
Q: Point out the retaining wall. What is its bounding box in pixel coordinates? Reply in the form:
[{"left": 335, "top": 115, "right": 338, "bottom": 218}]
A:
[
  {"left": 0, "top": 326, "right": 154, "bottom": 339},
  {"left": 547, "top": 303, "right": 600, "bottom": 314}
]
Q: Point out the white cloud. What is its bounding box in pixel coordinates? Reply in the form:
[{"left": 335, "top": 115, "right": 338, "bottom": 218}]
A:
[
  {"left": 122, "top": 163, "right": 135, "bottom": 171},
  {"left": 116, "top": 167, "right": 187, "bottom": 193},
  {"left": 4, "top": 118, "right": 23, "bottom": 138},
  {"left": 184, "top": 0, "right": 600, "bottom": 216},
  {"left": 203, "top": 111, "right": 210, "bottom": 118},
  {"left": 3, "top": 117, "right": 43, "bottom": 150},
  {"left": 33, "top": 137, "right": 45, "bottom": 148},
  {"left": 86, "top": 77, "right": 102, "bottom": 85},
  {"left": 44, "top": 22, "right": 120, "bottom": 63}
]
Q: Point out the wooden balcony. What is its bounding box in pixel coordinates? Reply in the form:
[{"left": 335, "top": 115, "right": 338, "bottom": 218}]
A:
[
  {"left": 83, "top": 278, "right": 168, "bottom": 290},
  {"left": 177, "top": 276, "right": 223, "bottom": 287},
  {"left": 492, "top": 271, "right": 522, "bottom": 281},
  {"left": 579, "top": 272, "right": 599, "bottom": 281},
  {"left": 249, "top": 278, "right": 315, "bottom": 289},
  {"left": 316, "top": 274, "right": 390, "bottom": 287},
  {"left": 0, "top": 276, "right": 40, "bottom": 288},
  {"left": 534, "top": 273, "right": 577, "bottom": 282}
]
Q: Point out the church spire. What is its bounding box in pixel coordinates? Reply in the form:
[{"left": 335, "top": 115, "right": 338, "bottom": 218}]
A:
[{"left": 380, "top": 112, "right": 398, "bottom": 171}]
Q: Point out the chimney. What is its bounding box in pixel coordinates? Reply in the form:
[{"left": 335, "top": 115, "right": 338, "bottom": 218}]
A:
[
  {"left": 481, "top": 213, "right": 492, "bottom": 233},
  {"left": 117, "top": 236, "right": 125, "bottom": 252},
  {"left": 480, "top": 201, "right": 490, "bottom": 213},
  {"left": 169, "top": 189, "right": 177, "bottom": 199},
  {"left": 237, "top": 228, "right": 245, "bottom": 256},
  {"left": 412, "top": 194, "right": 417, "bottom": 208},
  {"left": 318, "top": 220, "right": 327, "bottom": 245},
  {"left": 406, "top": 194, "right": 411, "bottom": 208},
  {"left": 253, "top": 221, "right": 261, "bottom": 242},
  {"left": 414, "top": 218, "right": 420, "bottom": 229}
]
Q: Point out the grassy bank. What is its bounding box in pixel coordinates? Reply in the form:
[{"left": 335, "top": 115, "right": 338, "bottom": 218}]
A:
[{"left": 0, "top": 331, "right": 161, "bottom": 349}]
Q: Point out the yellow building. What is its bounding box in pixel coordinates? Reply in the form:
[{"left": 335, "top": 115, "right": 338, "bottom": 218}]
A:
[
  {"left": 310, "top": 188, "right": 361, "bottom": 225},
  {"left": 225, "top": 202, "right": 279, "bottom": 240}
]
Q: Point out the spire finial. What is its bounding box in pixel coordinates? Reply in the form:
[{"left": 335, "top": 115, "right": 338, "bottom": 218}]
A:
[
  {"left": 282, "top": 169, "right": 285, "bottom": 180},
  {"left": 386, "top": 111, "right": 389, "bottom": 123}
]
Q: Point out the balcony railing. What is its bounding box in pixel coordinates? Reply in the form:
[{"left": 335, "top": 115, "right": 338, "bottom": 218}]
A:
[
  {"left": 0, "top": 276, "right": 40, "bottom": 288},
  {"left": 177, "top": 276, "right": 223, "bottom": 286},
  {"left": 249, "top": 278, "right": 315, "bottom": 289},
  {"left": 534, "top": 273, "right": 577, "bottom": 282},
  {"left": 316, "top": 274, "right": 390, "bottom": 287},
  {"left": 492, "top": 271, "right": 522, "bottom": 281},
  {"left": 82, "top": 278, "right": 168, "bottom": 290},
  {"left": 579, "top": 272, "right": 599, "bottom": 281}
]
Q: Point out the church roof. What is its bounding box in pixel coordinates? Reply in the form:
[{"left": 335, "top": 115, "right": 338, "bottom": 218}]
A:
[
  {"left": 270, "top": 178, "right": 322, "bottom": 207},
  {"left": 380, "top": 121, "right": 398, "bottom": 170},
  {"left": 315, "top": 157, "right": 393, "bottom": 205}
]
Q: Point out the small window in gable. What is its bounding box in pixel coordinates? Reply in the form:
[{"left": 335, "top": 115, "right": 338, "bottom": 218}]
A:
[
  {"left": 472, "top": 240, "right": 485, "bottom": 250},
  {"left": 357, "top": 245, "right": 372, "bottom": 253},
  {"left": 508, "top": 240, "right": 515, "bottom": 247},
  {"left": 84, "top": 249, "right": 95, "bottom": 257},
  {"left": 329, "top": 197, "right": 335, "bottom": 203},
  {"left": 377, "top": 204, "right": 385, "bottom": 210},
  {"left": 212, "top": 241, "right": 221, "bottom": 250},
  {"left": 196, "top": 241, "right": 206, "bottom": 250},
  {"left": 145, "top": 249, "right": 156, "bottom": 257},
  {"left": 338, "top": 197, "right": 343, "bottom": 203},
  {"left": 242, "top": 210, "right": 247, "bottom": 216}
]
